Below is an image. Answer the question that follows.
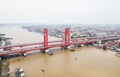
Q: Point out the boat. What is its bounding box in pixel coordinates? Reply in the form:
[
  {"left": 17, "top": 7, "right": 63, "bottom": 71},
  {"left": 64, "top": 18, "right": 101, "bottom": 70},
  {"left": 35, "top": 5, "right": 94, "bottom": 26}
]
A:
[
  {"left": 69, "top": 48, "right": 75, "bottom": 51},
  {"left": 15, "top": 67, "right": 25, "bottom": 77},
  {"left": 115, "top": 53, "right": 120, "bottom": 57}
]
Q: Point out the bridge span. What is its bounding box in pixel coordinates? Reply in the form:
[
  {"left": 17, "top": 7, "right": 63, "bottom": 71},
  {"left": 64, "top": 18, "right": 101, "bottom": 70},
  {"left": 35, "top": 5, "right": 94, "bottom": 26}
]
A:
[{"left": 0, "top": 28, "right": 120, "bottom": 59}]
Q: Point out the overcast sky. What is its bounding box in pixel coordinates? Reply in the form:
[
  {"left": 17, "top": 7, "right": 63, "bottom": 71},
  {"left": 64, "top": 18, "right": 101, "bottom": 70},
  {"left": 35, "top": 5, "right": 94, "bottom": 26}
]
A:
[{"left": 0, "top": 0, "right": 120, "bottom": 24}]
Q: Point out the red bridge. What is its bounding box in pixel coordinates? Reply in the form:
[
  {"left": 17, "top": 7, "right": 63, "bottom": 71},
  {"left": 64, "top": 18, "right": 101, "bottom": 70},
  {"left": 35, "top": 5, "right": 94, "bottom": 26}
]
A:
[{"left": 0, "top": 28, "right": 120, "bottom": 59}]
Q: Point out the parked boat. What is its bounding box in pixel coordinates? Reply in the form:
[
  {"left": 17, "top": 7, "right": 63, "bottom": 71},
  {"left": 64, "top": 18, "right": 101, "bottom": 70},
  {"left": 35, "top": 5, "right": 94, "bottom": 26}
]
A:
[
  {"left": 15, "top": 67, "right": 25, "bottom": 77},
  {"left": 115, "top": 53, "right": 120, "bottom": 57}
]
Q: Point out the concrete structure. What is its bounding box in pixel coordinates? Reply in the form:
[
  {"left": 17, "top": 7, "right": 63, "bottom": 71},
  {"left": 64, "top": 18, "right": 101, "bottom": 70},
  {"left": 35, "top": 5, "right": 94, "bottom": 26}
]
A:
[{"left": 0, "top": 60, "right": 10, "bottom": 77}]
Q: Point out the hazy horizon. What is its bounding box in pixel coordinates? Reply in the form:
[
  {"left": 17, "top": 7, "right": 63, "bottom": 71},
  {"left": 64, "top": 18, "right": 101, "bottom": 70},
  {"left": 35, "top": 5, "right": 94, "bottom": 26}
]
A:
[{"left": 0, "top": 0, "right": 120, "bottom": 24}]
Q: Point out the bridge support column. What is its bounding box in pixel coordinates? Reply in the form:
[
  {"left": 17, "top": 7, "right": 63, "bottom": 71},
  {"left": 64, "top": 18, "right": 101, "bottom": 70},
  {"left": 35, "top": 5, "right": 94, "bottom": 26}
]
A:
[
  {"left": 44, "top": 29, "right": 48, "bottom": 47},
  {"left": 63, "top": 28, "right": 71, "bottom": 49},
  {"left": 42, "top": 29, "right": 49, "bottom": 53},
  {"left": 64, "top": 28, "right": 71, "bottom": 45}
]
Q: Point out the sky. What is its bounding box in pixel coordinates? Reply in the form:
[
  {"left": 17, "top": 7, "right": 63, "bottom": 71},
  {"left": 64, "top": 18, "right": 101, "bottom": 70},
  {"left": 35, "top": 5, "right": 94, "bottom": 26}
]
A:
[{"left": 0, "top": 0, "right": 120, "bottom": 24}]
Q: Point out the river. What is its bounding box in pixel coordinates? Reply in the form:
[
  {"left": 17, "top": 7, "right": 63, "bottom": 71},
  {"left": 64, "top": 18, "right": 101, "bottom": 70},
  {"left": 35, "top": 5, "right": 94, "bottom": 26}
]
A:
[
  {"left": 0, "top": 26, "right": 61, "bottom": 44},
  {"left": 0, "top": 26, "right": 120, "bottom": 77}
]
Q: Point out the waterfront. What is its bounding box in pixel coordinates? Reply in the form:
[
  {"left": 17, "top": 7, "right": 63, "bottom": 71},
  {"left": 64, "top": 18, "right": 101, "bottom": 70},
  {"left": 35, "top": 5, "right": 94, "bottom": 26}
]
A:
[{"left": 9, "top": 47, "right": 120, "bottom": 77}]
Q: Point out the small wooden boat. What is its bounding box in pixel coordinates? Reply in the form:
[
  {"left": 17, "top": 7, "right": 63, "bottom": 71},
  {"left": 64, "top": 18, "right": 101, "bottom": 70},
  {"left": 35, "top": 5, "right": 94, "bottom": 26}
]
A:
[{"left": 115, "top": 53, "right": 120, "bottom": 57}]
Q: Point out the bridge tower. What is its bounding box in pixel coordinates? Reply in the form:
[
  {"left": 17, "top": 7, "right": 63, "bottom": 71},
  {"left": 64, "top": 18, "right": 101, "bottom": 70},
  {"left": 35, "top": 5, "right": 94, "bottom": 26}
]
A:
[
  {"left": 44, "top": 29, "right": 48, "bottom": 47},
  {"left": 64, "top": 28, "right": 71, "bottom": 45}
]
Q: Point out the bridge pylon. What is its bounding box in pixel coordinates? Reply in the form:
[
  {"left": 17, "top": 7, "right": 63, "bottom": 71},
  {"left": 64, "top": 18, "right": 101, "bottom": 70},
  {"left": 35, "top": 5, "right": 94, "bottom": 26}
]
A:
[
  {"left": 44, "top": 29, "right": 48, "bottom": 47},
  {"left": 64, "top": 28, "right": 71, "bottom": 45}
]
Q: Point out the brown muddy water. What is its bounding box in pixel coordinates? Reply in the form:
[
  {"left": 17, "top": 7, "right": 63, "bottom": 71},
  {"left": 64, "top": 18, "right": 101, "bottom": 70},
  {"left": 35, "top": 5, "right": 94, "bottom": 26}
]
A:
[
  {"left": 1, "top": 26, "right": 120, "bottom": 77},
  {"left": 9, "top": 47, "right": 120, "bottom": 77}
]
